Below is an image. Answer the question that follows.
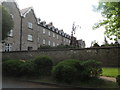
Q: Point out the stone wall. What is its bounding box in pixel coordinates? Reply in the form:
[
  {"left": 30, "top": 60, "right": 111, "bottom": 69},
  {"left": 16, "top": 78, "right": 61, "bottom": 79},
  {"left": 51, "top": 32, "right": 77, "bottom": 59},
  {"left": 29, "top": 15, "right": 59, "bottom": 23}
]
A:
[{"left": 2, "top": 47, "right": 120, "bottom": 67}]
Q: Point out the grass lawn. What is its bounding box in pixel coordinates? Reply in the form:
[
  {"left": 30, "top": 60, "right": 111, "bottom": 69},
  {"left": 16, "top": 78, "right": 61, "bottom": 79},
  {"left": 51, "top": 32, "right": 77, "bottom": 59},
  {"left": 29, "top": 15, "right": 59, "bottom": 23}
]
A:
[{"left": 102, "top": 67, "right": 120, "bottom": 77}]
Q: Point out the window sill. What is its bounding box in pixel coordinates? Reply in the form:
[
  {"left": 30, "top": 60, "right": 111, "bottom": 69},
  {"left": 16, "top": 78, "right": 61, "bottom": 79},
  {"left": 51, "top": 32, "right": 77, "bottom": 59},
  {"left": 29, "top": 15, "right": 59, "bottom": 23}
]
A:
[{"left": 27, "top": 40, "right": 33, "bottom": 42}]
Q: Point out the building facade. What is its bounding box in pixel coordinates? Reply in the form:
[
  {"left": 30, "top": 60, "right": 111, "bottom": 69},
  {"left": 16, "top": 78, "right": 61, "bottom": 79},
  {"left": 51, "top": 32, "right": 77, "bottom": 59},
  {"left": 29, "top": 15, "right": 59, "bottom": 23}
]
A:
[
  {"left": 2, "top": 1, "right": 71, "bottom": 51},
  {"left": 2, "top": 1, "right": 21, "bottom": 51}
]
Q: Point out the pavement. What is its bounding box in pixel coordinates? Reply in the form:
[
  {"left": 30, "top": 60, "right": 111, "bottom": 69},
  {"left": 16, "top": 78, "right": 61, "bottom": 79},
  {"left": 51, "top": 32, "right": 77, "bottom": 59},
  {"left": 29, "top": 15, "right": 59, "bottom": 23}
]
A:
[
  {"left": 99, "top": 76, "right": 116, "bottom": 82},
  {"left": 2, "top": 77, "right": 59, "bottom": 88}
]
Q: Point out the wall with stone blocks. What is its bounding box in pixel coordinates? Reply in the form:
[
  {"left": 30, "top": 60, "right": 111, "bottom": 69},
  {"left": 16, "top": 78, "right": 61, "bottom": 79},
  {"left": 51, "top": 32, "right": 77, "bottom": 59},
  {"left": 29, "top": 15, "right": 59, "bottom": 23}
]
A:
[{"left": 2, "top": 47, "right": 120, "bottom": 67}]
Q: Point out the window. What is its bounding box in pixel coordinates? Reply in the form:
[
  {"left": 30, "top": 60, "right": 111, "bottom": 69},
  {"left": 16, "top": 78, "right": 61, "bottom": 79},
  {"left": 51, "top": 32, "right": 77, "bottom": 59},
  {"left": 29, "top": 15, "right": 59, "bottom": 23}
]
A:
[
  {"left": 43, "top": 29, "right": 45, "bottom": 34},
  {"left": 5, "top": 43, "right": 12, "bottom": 52},
  {"left": 10, "top": 14, "right": 14, "bottom": 19},
  {"left": 48, "top": 41, "right": 51, "bottom": 46},
  {"left": 57, "top": 35, "right": 59, "bottom": 39},
  {"left": 64, "top": 38, "right": 66, "bottom": 42},
  {"left": 57, "top": 43, "right": 59, "bottom": 46},
  {"left": 53, "top": 33, "right": 55, "bottom": 37},
  {"left": 28, "top": 22, "right": 33, "bottom": 29},
  {"left": 43, "top": 39, "right": 45, "bottom": 44},
  {"left": 8, "top": 29, "right": 13, "bottom": 37},
  {"left": 69, "top": 40, "right": 71, "bottom": 44},
  {"left": 53, "top": 42, "right": 55, "bottom": 47},
  {"left": 48, "top": 31, "right": 51, "bottom": 36},
  {"left": 28, "top": 34, "right": 33, "bottom": 41},
  {"left": 66, "top": 39, "right": 68, "bottom": 42}
]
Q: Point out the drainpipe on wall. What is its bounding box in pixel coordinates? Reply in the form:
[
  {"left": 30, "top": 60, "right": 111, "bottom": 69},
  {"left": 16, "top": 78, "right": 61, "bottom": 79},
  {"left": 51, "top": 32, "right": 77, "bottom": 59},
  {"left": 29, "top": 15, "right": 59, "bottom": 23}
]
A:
[{"left": 20, "top": 16, "right": 23, "bottom": 51}]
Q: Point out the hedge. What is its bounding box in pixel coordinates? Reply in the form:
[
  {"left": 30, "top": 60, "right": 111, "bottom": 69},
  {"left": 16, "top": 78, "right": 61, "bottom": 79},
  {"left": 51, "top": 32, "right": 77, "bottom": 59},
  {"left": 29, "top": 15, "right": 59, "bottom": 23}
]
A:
[
  {"left": 52, "top": 59, "right": 84, "bottom": 83},
  {"left": 2, "top": 60, "right": 24, "bottom": 77},
  {"left": 34, "top": 56, "right": 53, "bottom": 76},
  {"left": 52, "top": 59, "right": 102, "bottom": 83}
]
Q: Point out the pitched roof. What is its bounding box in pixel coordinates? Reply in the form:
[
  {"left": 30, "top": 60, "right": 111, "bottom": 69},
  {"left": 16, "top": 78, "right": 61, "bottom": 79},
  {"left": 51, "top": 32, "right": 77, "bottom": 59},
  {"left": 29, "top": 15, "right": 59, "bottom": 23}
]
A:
[{"left": 20, "top": 7, "right": 33, "bottom": 17}]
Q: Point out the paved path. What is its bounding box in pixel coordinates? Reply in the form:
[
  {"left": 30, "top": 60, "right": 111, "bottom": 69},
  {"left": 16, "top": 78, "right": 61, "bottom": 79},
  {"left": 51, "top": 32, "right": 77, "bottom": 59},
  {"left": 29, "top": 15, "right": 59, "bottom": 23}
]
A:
[
  {"left": 2, "top": 77, "right": 59, "bottom": 88},
  {"left": 100, "top": 76, "right": 116, "bottom": 82}
]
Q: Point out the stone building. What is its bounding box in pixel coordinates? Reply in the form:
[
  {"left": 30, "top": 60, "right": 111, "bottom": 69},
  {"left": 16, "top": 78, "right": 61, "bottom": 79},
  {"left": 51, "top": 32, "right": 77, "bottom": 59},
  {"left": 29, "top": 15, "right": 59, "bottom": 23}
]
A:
[
  {"left": 2, "top": 0, "right": 71, "bottom": 51},
  {"left": 2, "top": 1, "right": 21, "bottom": 51},
  {"left": 77, "top": 39, "right": 86, "bottom": 48},
  {"left": 20, "top": 7, "right": 38, "bottom": 51}
]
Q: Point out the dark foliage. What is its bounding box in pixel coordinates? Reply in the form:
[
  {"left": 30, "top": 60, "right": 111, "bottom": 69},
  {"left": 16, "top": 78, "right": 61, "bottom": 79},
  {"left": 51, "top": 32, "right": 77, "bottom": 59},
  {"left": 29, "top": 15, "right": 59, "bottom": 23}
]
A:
[
  {"left": 34, "top": 56, "right": 53, "bottom": 76},
  {"left": 2, "top": 60, "right": 24, "bottom": 77}
]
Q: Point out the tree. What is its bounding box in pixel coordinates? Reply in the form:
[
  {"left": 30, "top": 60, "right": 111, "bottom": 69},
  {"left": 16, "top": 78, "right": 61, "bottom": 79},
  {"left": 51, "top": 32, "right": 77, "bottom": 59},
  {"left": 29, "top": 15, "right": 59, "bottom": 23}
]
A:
[
  {"left": 1, "top": 5, "right": 13, "bottom": 40},
  {"left": 91, "top": 40, "right": 100, "bottom": 47},
  {"left": 93, "top": 2, "right": 120, "bottom": 41}
]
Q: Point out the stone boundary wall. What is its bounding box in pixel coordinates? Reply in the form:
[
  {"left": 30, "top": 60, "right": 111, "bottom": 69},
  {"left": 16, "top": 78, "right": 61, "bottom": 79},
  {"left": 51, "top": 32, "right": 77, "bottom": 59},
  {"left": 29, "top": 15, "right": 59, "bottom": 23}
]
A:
[{"left": 2, "top": 47, "right": 120, "bottom": 67}]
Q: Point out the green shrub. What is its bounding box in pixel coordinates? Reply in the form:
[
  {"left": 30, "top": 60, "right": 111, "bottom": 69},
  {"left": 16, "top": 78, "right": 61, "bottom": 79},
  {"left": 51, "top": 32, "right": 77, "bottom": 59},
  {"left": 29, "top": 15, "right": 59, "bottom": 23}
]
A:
[
  {"left": 82, "top": 60, "right": 102, "bottom": 78},
  {"left": 116, "top": 75, "right": 120, "bottom": 87},
  {"left": 20, "top": 60, "right": 35, "bottom": 77},
  {"left": 34, "top": 56, "right": 53, "bottom": 76},
  {"left": 53, "top": 64, "right": 77, "bottom": 83},
  {"left": 52, "top": 59, "right": 84, "bottom": 83},
  {"left": 2, "top": 60, "right": 24, "bottom": 77}
]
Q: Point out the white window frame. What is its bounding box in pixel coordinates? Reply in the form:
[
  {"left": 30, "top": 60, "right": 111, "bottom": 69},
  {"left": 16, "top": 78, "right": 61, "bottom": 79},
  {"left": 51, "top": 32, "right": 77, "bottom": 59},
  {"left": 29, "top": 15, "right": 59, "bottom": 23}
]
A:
[
  {"left": 53, "top": 33, "right": 55, "bottom": 37},
  {"left": 43, "top": 29, "right": 45, "bottom": 34},
  {"left": 43, "top": 39, "right": 46, "bottom": 45},
  {"left": 5, "top": 43, "right": 12, "bottom": 52},
  {"left": 69, "top": 40, "right": 71, "bottom": 44},
  {"left": 57, "top": 43, "right": 59, "bottom": 46},
  {"left": 48, "top": 41, "right": 51, "bottom": 46},
  {"left": 57, "top": 35, "right": 59, "bottom": 39},
  {"left": 53, "top": 42, "right": 55, "bottom": 47},
  {"left": 28, "top": 22, "right": 33, "bottom": 29},
  {"left": 8, "top": 29, "right": 13, "bottom": 37},
  {"left": 28, "top": 34, "right": 33, "bottom": 41},
  {"left": 48, "top": 31, "right": 51, "bottom": 36}
]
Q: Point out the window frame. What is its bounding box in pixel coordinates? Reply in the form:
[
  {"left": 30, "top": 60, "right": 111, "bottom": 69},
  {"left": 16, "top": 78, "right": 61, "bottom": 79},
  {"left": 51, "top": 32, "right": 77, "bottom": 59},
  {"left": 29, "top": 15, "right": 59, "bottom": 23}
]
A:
[
  {"left": 28, "top": 22, "right": 33, "bottom": 29},
  {"left": 28, "top": 34, "right": 33, "bottom": 41}
]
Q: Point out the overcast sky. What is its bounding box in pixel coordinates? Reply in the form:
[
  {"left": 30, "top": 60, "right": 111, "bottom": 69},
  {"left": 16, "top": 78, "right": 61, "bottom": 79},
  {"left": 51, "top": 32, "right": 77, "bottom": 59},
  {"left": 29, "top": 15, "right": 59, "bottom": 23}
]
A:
[{"left": 15, "top": 0, "right": 109, "bottom": 47}]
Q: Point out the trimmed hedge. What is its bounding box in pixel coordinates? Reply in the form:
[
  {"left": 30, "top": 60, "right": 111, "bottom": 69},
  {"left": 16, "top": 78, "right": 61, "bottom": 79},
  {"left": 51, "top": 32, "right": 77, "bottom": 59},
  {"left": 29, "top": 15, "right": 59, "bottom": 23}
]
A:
[
  {"left": 34, "top": 56, "right": 53, "bottom": 76},
  {"left": 20, "top": 60, "right": 35, "bottom": 77},
  {"left": 82, "top": 60, "right": 102, "bottom": 79},
  {"left": 52, "top": 59, "right": 102, "bottom": 83},
  {"left": 52, "top": 59, "right": 84, "bottom": 83},
  {"left": 2, "top": 60, "right": 24, "bottom": 76}
]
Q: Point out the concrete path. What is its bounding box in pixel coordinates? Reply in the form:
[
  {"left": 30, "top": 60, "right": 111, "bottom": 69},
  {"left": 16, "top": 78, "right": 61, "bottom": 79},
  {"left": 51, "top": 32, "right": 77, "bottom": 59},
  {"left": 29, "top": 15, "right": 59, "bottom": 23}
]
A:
[{"left": 100, "top": 76, "right": 116, "bottom": 82}]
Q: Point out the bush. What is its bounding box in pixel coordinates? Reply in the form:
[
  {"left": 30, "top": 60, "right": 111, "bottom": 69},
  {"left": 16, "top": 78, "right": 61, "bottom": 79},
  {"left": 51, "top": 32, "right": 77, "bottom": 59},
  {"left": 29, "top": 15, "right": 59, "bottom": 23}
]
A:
[
  {"left": 20, "top": 60, "right": 35, "bottom": 77},
  {"left": 2, "top": 60, "right": 24, "bottom": 77},
  {"left": 34, "top": 56, "right": 53, "bottom": 76},
  {"left": 52, "top": 59, "right": 84, "bottom": 83},
  {"left": 116, "top": 75, "right": 120, "bottom": 87},
  {"left": 82, "top": 60, "right": 102, "bottom": 78}
]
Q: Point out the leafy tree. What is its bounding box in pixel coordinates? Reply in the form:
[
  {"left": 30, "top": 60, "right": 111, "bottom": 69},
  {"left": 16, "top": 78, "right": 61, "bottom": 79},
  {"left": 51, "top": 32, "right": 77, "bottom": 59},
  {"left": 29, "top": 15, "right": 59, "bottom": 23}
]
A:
[
  {"left": 93, "top": 2, "right": 120, "bottom": 41},
  {"left": 1, "top": 5, "right": 13, "bottom": 40}
]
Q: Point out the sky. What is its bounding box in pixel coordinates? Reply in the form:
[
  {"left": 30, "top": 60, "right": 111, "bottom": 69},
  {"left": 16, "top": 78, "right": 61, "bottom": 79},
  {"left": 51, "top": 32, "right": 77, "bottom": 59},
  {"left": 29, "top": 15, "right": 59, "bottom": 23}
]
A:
[{"left": 16, "top": 0, "right": 109, "bottom": 47}]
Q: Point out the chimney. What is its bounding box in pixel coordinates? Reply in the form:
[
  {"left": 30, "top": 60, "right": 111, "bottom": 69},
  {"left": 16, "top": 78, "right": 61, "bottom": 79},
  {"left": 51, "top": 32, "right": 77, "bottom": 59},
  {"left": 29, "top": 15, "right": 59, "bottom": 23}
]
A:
[{"left": 49, "top": 22, "right": 53, "bottom": 26}]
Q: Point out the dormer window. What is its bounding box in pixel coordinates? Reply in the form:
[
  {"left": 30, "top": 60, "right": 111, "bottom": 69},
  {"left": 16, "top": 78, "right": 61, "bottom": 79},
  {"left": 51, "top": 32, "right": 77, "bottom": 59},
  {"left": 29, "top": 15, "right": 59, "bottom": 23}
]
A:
[{"left": 28, "top": 22, "right": 33, "bottom": 29}]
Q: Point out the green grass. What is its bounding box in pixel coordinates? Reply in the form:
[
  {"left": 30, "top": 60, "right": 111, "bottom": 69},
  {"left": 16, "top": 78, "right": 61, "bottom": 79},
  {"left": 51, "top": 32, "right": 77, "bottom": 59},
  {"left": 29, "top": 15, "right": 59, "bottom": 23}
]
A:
[{"left": 102, "top": 67, "right": 120, "bottom": 77}]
